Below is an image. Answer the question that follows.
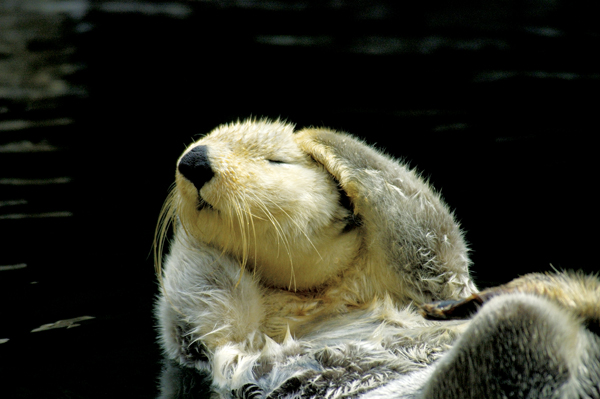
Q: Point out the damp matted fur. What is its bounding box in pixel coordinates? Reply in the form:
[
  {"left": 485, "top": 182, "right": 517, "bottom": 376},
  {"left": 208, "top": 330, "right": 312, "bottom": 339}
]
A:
[{"left": 155, "top": 119, "right": 600, "bottom": 398}]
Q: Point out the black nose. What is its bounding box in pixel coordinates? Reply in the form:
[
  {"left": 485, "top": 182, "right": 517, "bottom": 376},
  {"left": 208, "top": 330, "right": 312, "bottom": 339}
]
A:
[{"left": 178, "top": 145, "right": 215, "bottom": 190}]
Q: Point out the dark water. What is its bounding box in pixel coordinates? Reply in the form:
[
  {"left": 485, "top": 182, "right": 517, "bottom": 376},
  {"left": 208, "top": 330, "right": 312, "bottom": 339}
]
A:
[{"left": 1, "top": 1, "right": 598, "bottom": 397}]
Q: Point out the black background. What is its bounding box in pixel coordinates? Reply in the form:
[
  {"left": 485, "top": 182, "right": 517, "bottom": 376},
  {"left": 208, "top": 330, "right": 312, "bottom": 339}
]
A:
[{"left": 1, "top": 1, "right": 598, "bottom": 397}]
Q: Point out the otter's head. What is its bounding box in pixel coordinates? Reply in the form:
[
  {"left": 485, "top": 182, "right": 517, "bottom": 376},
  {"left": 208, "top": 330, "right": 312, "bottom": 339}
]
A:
[{"left": 156, "top": 119, "right": 361, "bottom": 290}]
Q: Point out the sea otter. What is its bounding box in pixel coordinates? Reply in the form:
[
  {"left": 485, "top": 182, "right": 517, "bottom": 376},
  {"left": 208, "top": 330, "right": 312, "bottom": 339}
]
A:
[{"left": 155, "top": 119, "right": 599, "bottom": 398}]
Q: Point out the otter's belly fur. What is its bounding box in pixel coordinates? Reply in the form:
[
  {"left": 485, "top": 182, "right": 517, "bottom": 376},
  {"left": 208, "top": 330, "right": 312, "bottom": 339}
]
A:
[{"left": 155, "top": 119, "right": 600, "bottom": 398}]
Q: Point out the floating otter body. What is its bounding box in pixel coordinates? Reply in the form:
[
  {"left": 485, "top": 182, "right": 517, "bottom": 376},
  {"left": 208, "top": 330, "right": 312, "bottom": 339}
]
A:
[{"left": 155, "top": 119, "right": 599, "bottom": 398}]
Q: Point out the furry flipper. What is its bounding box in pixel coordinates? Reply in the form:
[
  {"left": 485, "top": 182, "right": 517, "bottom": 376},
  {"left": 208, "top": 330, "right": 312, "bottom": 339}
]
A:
[{"left": 295, "top": 128, "right": 476, "bottom": 303}]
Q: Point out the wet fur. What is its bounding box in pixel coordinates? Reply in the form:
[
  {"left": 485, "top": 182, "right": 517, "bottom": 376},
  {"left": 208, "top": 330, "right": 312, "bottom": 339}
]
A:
[{"left": 155, "top": 119, "right": 599, "bottom": 398}]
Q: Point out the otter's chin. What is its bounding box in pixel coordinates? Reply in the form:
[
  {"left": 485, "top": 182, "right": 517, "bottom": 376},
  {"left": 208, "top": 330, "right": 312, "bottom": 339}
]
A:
[{"left": 196, "top": 195, "right": 214, "bottom": 211}]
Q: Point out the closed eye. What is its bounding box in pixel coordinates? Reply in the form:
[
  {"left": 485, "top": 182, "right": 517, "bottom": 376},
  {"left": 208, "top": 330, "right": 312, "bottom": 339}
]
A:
[{"left": 267, "top": 159, "right": 287, "bottom": 164}]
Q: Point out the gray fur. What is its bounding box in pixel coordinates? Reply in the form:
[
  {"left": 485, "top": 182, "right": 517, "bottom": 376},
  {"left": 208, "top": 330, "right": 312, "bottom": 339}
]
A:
[{"left": 419, "top": 294, "right": 600, "bottom": 399}]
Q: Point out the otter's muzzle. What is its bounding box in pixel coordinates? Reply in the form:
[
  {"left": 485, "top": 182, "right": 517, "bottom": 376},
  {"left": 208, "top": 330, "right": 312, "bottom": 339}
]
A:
[{"left": 178, "top": 145, "right": 214, "bottom": 190}]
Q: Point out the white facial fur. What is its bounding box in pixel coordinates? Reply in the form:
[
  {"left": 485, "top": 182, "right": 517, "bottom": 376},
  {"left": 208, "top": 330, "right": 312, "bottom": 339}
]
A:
[{"left": 173, "top": 119, "right": 361, "bottom": 290}]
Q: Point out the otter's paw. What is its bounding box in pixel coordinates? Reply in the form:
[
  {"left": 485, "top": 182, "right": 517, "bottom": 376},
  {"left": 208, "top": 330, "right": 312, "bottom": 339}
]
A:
[{"left": 419, "top": 294, "right": 484, "bottom": 320}]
